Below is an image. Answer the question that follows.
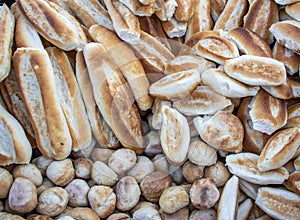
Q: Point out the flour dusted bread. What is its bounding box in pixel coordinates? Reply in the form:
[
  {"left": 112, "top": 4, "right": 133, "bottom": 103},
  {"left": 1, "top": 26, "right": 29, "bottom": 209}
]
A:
[
  {"left": 0, "top": 4, "right": 15, "bottom": 82},
  {"left": 17, "top": 0, "right": 87, "bottom": 51},
  {"left": 13, "top": 48, "right": 72, "bottom": 160},
  {"left": 224, "top": 55, "right": 286, "bottom": 86},
  {"left": 0, "top": 104, "right": 32, "bottom": 166},
  {"left": 83, "top": 43, "right": 145, "bottom": 154}
]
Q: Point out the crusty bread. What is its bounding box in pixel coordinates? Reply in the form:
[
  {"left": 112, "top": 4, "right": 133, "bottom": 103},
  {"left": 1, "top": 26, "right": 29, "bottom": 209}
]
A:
[
  {"left": 213, "top": 0, "right": 248, "bottom": 30},
  {"left": 269, "top": 20, "right": 300, "bottom": 55},
  {"left": 0, "top": 104, "right": 32, "bottom": 166},
  {"left": 89, "top": 24, "right": 153, "bottom": 111},
  {"left": 0, "top": 4, "right": 15, "bottom": 82},
  {"left": 237, "top": 97, "right": 270, "bottom": 154},
  {"left": 227, "top": 27, "right": 272, "bottom": 57},
  {"left": 83, "top": 43, "right": 145, "bottom": 154},
  {"left": 195, "top": 35, "right": 239, "bottom": 64},
  {"left": 185, "top": 0, "right": 213, "bottom": 42},
  {"left": 286, "top": 103, "right": 300, "bottom": 128},
  {"left": 194, "top": 111, "right": 244, "bottom": 153},
  {"left": 13, "top": 48, "right": 72, "bottom": 160},
  {"left": 104, "top": 0, "right": 140, "bottom": 42},
  {"left": 46, "top": 47, "right": 93, "bottom": 152},
  {"left": 155, "top": 0, "right": 178, "bottom": 21},
  {"left": 275, "top": 0, "right": 299, "bottom": 4},
  {"left": 17, "top": 0, "right": 87, "bottom": 51},
  {"left": 285, "top": 2, "right": 300, "bottom": 20},
  {"left": 289, "top": 77, "right": 300, "bottom": 98},
  {"left": 161, "top": 16, "right": 187, "bottom": 38},
  {"left": 139, "top": 0, "right": 155, "bottom": 5},
  {"left": 117, "top": 0, "right": 155, "bottom": 16},
  {"left": 248, "top": 90, "right": 287, "bottom": 135},
  {"left": 224, "top": 55, "right": 287, "bottom": 86},
  {"left": 272, "top": 41, "right": 300, "bottom": 75},
  {"left": 75, "top": 51, "right": 120, "bottom": 149},
  {"left": 173, "top": 86, "right": 232, "bottom": 116},
  {"left": 174, "top": 0, "right": 194, "bottom": 22},
  {"left": 210, "top": 0, "right": 226, "bottom": 22},
  {"left": 261, "top": 78, "right": 293, "bottom": 100},
  {"left": 48, "top": 0, "right": 74, "bottom": 15},
  {"left": 68, "top": 0, "right": 113, "bottom": 29},
  {"left": 243, "top": 0, "right": 279, "bottom": 45},
  {"left": 201, "top": 68, "right": 260, "bottom": 98},
  {"left": 11, "top": 3, "right": 44, "bottom": 49},
  {"left": 258, "top": 127, "right": 300, "bottom": 172}
]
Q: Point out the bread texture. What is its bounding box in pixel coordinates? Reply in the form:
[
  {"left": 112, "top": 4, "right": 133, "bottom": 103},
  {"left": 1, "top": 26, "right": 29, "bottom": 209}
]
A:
[
  {"left": 0, "top": 4, "right": 15, "bottom": 82},
  {"left": 118, "top": 0, "right": 155, "bottom": 16},
  {"left": 83, "top": 43, "right": 145, "bottom": 154},
  {"left": 161, "top": 16, "right": 187, "bottom": 38},
  {"left": 17, "top": 0, "right": 87, "bottom": 51},
  {"left": 285, "top": 2, "right": 300, "bottom": 21},
  {"left": 13, "top": 48, "right": 72, "bottom": 160},
  {"left": 174, "top": 0, "right": 194, "bottom": 22}
]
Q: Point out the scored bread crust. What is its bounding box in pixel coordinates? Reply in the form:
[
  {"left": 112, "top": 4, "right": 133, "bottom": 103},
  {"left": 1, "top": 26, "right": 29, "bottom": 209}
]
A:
[{"left": 13, "top": 48, "right": 72, "bottom": 160}]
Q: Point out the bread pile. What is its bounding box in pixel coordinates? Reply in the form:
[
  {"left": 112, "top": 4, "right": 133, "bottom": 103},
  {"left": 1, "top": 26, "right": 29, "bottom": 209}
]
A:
[{"left": 0, "top": 0, "right": 300, "bottom": 219}]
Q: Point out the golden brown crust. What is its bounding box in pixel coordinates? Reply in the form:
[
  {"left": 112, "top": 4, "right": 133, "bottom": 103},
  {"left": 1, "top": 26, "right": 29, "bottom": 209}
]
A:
[
  {"left": 161, "top": 16, "right": 187, "bottom": 38},
  {"left": 262, "top": 78, "right": 293, "bottom": 100},
  {"left": 174, "top": 0, "right": 194, "bottom": 21},
  {"left": 285, "top": 2, "right": 300, "bottom": 21},
  {"left": 118, "top": 0, "right": 155, "bottom": 16}
]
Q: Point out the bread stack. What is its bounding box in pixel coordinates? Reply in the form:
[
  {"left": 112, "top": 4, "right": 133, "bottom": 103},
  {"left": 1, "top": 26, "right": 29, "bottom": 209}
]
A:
[{"left": 0, "top": 0, "right": 300, "bottom": 219}]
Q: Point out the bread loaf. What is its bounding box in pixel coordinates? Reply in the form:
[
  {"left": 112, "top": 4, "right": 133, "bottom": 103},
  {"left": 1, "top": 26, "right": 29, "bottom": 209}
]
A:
[
  {"left": 117, "top": 0, "right": 155, "bottom": 16},
  {"left": 174, "top": 0, "right": 194, "bottom": 22},
  {"left": 285, "top": 2, "right": 300, "bottom": 21}
]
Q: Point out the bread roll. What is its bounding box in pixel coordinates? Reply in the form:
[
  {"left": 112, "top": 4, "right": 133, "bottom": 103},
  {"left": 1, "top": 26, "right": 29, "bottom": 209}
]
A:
[
  {"left": 289, "top": 77, "right": 300, "bottom": 98},
  {"left": 46, "top": 47, "right": 92, "bottom": 152},
  {"left": 139, "top": 0, "right": 155, "bottom": 5},
  {"left": 75, "top": 51, "right": 120, "bottom": 149},
  {"left": 17, "top": 0, "right": 87, "bottom": 51},
  {"left": 104, "top": 0, "right": 140, "bottom": 42},
  {"left": 261, "top": 78, "right": 293, "bottom": 100},
  {"left": 174, "top": 0, "right": 194, "bottom": 22},
  {"left": 89, "top": 24, "right": 153, "bottom": 111},
  {"left": 185, "top": 0, "right": 213, "bottom": 41},
  {"left": 11, "top": 3, "right": 44, "bottom": 49},
  {"left": 48, "top": 0, "right": 74, "bottom": 15},
  {"left": 0, "top": 4, "right": 15, "bottom": 82},
  {"left": 213, "top": 0, "right": 248, "bottom": 30},
  {"left": 275, "top": 0, "right": 300, "bottom": 4},
  {"left": 161, "top": 16, "right": 187, "bottom": 38},
  {"left": 68, "top": 0, "right": 113, "bottom": 29},
  {"left": 117, "top": 0, "right": 155, "bottom": 16},
  {"left": 173, "top": 86, "right": 232, "bottom": 116},
  {"left": 286, "top": 103, "right": 300, "bottom": 128},
  {"left": 227, "top": 27, "right": 272, "bottom": 58},
  {"left": 194, "top": 111, "right": 244, "bottom": 153},
  {"left": 83, "top": 43, "right": 145, "bottom": 154},
  {"left": 13, "top": 48, "right": 72, "bottom": 160},
  {"left": 248, "top": 90, "right": 287, "bottom": 135},
  {"left": 155, "top": 0, "right": 178, "bottom": 21},
  {"left": 224, "top": 55, "right": 286, "bottom": 86},
  {"left": 285, "top": 2, "right": 300, "bottom": 21},
  {"left": 201, "top": 68, "right": 260, "bottom": 98},
  {"left": 210, "top": 0, "right": 226, "bottom": 22},
  {"left": 0, "top": 104, "right": 32, "bottom": 166}
]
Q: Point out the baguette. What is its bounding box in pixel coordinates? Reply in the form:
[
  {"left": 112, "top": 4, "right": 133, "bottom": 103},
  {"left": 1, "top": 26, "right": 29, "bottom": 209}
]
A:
[
  {"left": 161, "top": 16, "right": 187, "bottom": 38},
  {"left": 17, "top": 0, "right": 87, "bottom": 51},
  {"left": 68, "top": 0, "right": 113, "bottom": 29},
  {"left": 104, "top": 0, "right": 140, "bottom": 42},
  {"left": 117, "top": 0, "right": 155, "bottom": 16},
  {"left": 48, "top": 0, "right": 74, "bottom": 15},
  {"left": 83, "top": 43, "right": 145, "bottom": 154},
  {"left": 46, "top": 47, "right": 93, "bottom": 152},
  {"left": 13, "top": 48, "right": 72, "bottom": 160},
  {"left": 89, "top": 24, "right": 153, "bottom": 111},
  {"left": 174, "top": 0, "right": 194, "bottom": 22},
  {"left": 0, "top": 4, "right": 15, "bottom": 82},
  {"left": 75, "top": 51, "right": 120, "bottom": 149},
  {"left": 285, "top": 2, "right": 300, "bottom": 21},
  {"left": 0, "top": 104, "right": 32, "bottom": 166},
  {"left": 155, "top": 0, "right": 178, "bottom": 21},
  {"left": 210, "top": 0, "right": 226, "bottom": 22}
]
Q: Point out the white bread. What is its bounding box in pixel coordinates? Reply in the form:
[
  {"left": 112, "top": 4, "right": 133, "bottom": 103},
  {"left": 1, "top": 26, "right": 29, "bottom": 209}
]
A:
[
  {"left": 173, "top": 86, "right": 232, "bottom": 116},
  {"left": 226, "top": 152, "right": 289, "bottom": 184},
  {"left": 68, "top": 0, "right": 113, "bottom": 29},
  {"left": 239, "top": 179, "right": 259, "bottom": 200},
  {"left": 243, "top": 0, "right": 279, "bottom": 45},
  {"left": 149, "top": 70, "right": 200, "bottom": 100},
  {"left": 0, "top": 104, "right": 32, "bottom": 166},
  {"left": 160, "top": 106, "right": 190, "bottom": 165},
  {"left": 210, "top": 0, "right": 226, "bottom": 22},
  {"left": 46, "top": 47, "right": 92, "bottom": 152},
  {"left": 275, "top": 0, "right": 300, "bottom": 4},
  {"left": 185, "top": 0, "right": 213, "bottom": 41},
  {"left": 236, "top": 199, "right": 253, "bottom": 220},
  {"left": 13, "top": 48, "right": 72, "bottom": 160},
  {"left": 258, "top": 127, "right": 300, "bottom": 172},
  {"left": 89, "top": 24, "right": 153, "bottom": 111},
  {"left": 248, "top": 90, "right": 287, "bottom": 135},
  {"left": 83, "top": 43, "right": 145, "bottom": 154},
  {"left": 11, "top": 3, "right": 44, "bottom": 49},
  {"left": 75, "top": 51, "right": 120, "bottom": 149},
  {"left": 286, "top": 103, "right": 300, "bottom": 128},
  {"left": 139, "top": 0, "right": 155, "bottom": 5},
  {"left": 213, "top": 0, "right": 248, "bottom": 30},
  {"left": 48, "top": 0, "right": 74, "bottom": 15},
  {"left": 289, "top": 77, "right": 300, "bottom": 98},
  {"left": 155, "top": 0, "right": 178, "bottom": 21},
  {"left": 174, "top": 0, "right": 194, "bottom": 22},
  {"left": 227, "top": 27, "right": 272, "bottom": 58},
  {"left": 224, "top": 55, "right": 287, "bottom": 86},
  {"left": 201, "top": 68, "right": 260, "bottom": 98},
  {"left": 255, "top": 187, "right": 300, "bottom": 220},
  {"left": 194, "top": 111, "right": 244, "bottom": 153},
  {"left": 261, "top": 78, "right": 293, "bottom": 100},
  {"left": 0, "top": 4, "right": 15, "bottom": 82},
  {"left": 269, "top": 20, "right": 300, "bottom": 55},
  {"left": 17, "top": 0, "right": 87, "bottom": 51},
  {"left": 117, "top": 0, "right": 155, "bottom": 16},
  {"left": 161, "top": 16, "right": 187, "bottom": 38},
  {"left": 285, "top": 2, "right": 300, "bottom": 21},
  {"left": 104, "top": 0, "right": 140, "bottom": 42}
]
